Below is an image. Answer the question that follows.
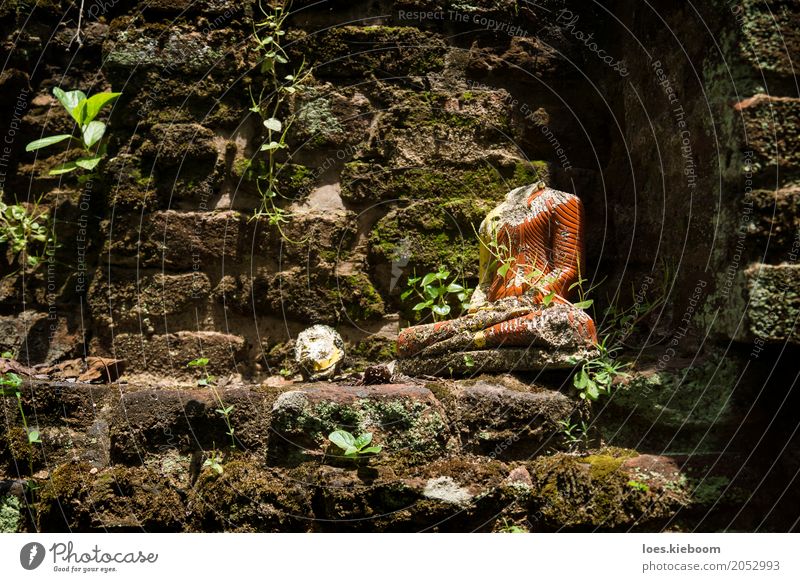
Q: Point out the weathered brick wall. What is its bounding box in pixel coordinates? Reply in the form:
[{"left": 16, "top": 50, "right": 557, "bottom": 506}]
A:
[{"left": 0, "top": 0, "right": 796, "bottom": 380}]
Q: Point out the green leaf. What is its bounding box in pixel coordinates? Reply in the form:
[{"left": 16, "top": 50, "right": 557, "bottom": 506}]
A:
[
  {"left": 28, "top": 430, "right": 41, "bottom": 444},
  {"left": 354, "top": 432, "right": 373, "bottom": 449},
  {"left": 82, "top": 121, "right": 106, "bottom": 147},
  {"left": 542, "top": 291, "right": 556, "bottom": 306},
  {"left": 48, "top": 162, "right": 78, "bottom": 175},
  {"left": 497, "top": 263, "right": 510, "bottom": 277},
  {"left": 412, "top": 302, "right": 431, "bottom": 311},
  {"left": 0, "top": 372, "right": 22, "bottom": 387},
  {"left": 421, "top": 272, "right": 438, "bottom": 286},
  {"left": 329, "top": 430, "right": 355, "bottom": 451},
  {"left": 53, "top": 87, "right": 86, "bottom": 121},
  {"left": 446, "top": 283, "right": 464, "bottom": 293},
  {"left": 432, "top": 304, "right": 451, "bottom": 317},
  {"left": 400, "top": 289, "right": 414, "bottom": 300},
  {"left": 26, "top": 134, "right": 74, "bottom": 151},
  {"left": 263, "top": 117, "right": 282, "bottom": 132},
  {"left": 574, "top": 369, "right": 588, "bottom": 389},
  {"left": 188, "top": 358, "right": 210, "bottom": 367},
  {"left": 585, "top": 382, "right": 600, "bottom": 400},
  {"left": 360, "top": 446, "right": 382, "bottom": 454},
  {"left": 574, "top": 299, "right": 594, "bottom": 309},
  {"left": 74, "top": 156, "right": 103, "bottom": 170},
  {"left": 260, "top": 141, "right": 286, "bottom": 151},
  {"left": 76, "top": 92, "right": 121, "bottom": 125}
]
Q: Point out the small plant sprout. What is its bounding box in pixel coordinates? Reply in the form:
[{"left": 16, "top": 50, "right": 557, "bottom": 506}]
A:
[
  {"left": 26, "top": 87, "right": 120, "bottom": 175},
  {"left": 0, "top": 372, "right": 41, "bottom": 479},
  {"left": 558, "top": 418, "right": 590, "bottom": 451},
  {"left": 402, "top": 266, "right": 472, "bottom": 322},
  {"left": 0, "top": 373, "right": 39, "bottom": 444},
  {"left": 0, "top": 200, "right": 56, "bottom": 268},
  {"left": 187, "top": 358, "right": 236, "bottom": 449},
  {"left": 498, "top": 518, "right": 528, "bottom": 533},
  {"left": 203, "top": 448, "right": 224, "bottom": 475},
  {"left": 570, "top": 337, "right": 631, "bottom": 401},
  {"left": 328, "top": 430, "right": 382, "bottom": 458},
  {"left": 627, "top": 480, "right": 650, "bottom": 493}
]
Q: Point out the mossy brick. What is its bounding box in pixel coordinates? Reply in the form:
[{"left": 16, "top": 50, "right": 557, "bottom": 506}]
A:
[
  {"left": 526, "top": 449, "right": 687, "bottom": 530},
  {"left": 734, "top": 95, "right": 800, "bottom": 178},
  {"left": 743, "top": 263, "right": 800, "bottom": 343},
  {"left": 290, "top": 25, "right": 447, "bottom": 79},
  {"left": 88, "top": 269, "right": 211, "bottom": 329},
  {"left": 599, "top": 355, "right": 750, "bottom": 451},
  {"left": 738, "top": 0, "right": 800, "bottom": 77},
  {"left": 111, "top": 331, "right": 248, "bottom": 377},
  {"left": 268, "top": 384, "right": 451, "bottom": 465},
  {"left": 447, "top": 375, "right": 577, "bottom": 459},
  {"left": 101, "top": 210, "right": 249, "bottom": 268}
]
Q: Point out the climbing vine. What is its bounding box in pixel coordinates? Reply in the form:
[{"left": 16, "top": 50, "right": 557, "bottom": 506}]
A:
[{"left": 249, "top": 0, "right": 311, "bottom": 236}]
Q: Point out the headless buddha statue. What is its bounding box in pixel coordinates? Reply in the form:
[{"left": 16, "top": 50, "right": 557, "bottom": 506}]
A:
[{"left": 396, "top": 181, "right": 597, "bottom": 373}]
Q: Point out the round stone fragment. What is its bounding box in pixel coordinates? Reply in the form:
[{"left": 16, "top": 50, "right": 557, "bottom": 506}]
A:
[{"left": 294, "top": 324, "right": 345, "bottom": 380}]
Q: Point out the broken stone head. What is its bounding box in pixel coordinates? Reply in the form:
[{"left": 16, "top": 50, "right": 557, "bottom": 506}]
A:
[
  {"left": 295, "top": 324, "right": 345, "bottom": 380},
  {"left": 397, "top": 181, "right": 598, "bottom": 375}
]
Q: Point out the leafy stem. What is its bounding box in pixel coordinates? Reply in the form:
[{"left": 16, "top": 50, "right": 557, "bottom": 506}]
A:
[{"left": 187, "top": 358, "right": 236, "bottom": 449}]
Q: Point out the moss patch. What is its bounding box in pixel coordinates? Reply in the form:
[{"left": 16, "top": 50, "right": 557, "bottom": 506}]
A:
[
  {"left": 292, "top": 26, "right": 447, "bottom": 79},
  {"left": 0, "top": 495, "right": 21, "bottom": 533}
]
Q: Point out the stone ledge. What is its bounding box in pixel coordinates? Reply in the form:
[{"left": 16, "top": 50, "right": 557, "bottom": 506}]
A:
[{"left": 396, "top": 347, "right": 597, "bottom": 376}]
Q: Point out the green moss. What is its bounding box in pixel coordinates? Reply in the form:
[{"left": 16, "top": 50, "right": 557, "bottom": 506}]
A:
[
  {"left": 274, "top": 392, "right": 449, "bottom": 464},
  {"left": 348, "top": 336, "right": 397, "bottom": 369},
  {"left": 190, "top": 458, "right": 310, "bottom": 531},
  {"left": 295, "top": 94, "right": 343, "bottom": 142},
  {"left": 298, "top": 26, "right": 446, "bottom": 78},
  {"left": 335, "top": 273, "right": 385, "bottom": 323},
  {"left": 0, "top": 495, "right": 21, "bottom": 533},
  {"left": 38, "top": 462, "right": 186, "bottom": 531},
  {"left": 524, "top": 448, "right": 691, "bottom": 530},
  {"left": 579, "top": 455, "right": 625, "bottom": 480},
  {"left": 342, "top": 161, "right": 547, "bottom": 204}
]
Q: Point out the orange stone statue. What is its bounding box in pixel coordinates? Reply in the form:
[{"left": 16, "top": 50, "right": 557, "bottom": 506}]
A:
[{"left": 396, "top": 181, "right": 598, "bottom": 375}]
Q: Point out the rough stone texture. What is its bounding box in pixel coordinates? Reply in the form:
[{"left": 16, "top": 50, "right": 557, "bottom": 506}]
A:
[
  {"left": 597, "top": 355, "right": 757, "bottom": 452},
  {"left": 746, "top": 187, "right": 800, "bottom": 262},
  {"left": 1, "top": 0, "right": 800, "bottom": 533},
  {"left": 742, "top": 263, "right": 800, "bottom": 343},
  {"left": 735, "top": 95, "right": 800, "bottom": 178},
  {"left": 397, "top": 346, "right": 597, "bottom": 376},
  {"left": 111, "top": 331, "right": 248, "bottom": 377},
  {"left": 738, "top": 0, "right": 800, "bottom": 77},
  {"left": 439, "top": 374, "right": 578, "bottom": 459},
  {"left": 269, "top": 384, "right": 451, "bottom": 464}
]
